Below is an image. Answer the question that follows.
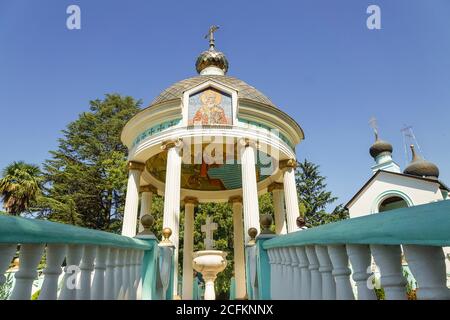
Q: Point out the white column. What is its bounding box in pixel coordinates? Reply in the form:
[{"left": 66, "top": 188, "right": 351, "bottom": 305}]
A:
[
  {"left": 295, "top": 246, "right": 311, "bottom": 299},
  {"left": 280, "top": 159, "right": 300, "bottom": 233},
  {"left": 306, "top": 245, "right": 322, "bottom": 300},
  {"left": 162, "top": 139, "right": 182, "bottom": 298},
  {"left": 346, "top": 244, "right": 377, "bottom": 300},
  {"left": 328, "top": 245, "right": 354, "bottom": 300},
  {"left": 59, "top": 245, "right": 83, "bottom": 300},
  {"left": 122, "top": 161, "right": 145, "bottom": 237},
  {"left": 230, "top": 196, "right": 247, "bottom": 299},
  {"left": 92, "top": 246, "right": 108, "bottom": 300},
  {"left": 39, "top": 244, "right": 66, "bottom": 300},
  {"left": 115, "top": 249, "right": 125, "bottom": 299},
  {"left": 370, "top": 244, "right": 407, "bottom": 300},
  {"left": 316, "top": 245, "right": 336, "bottom": 300},
  {"left": 104, "top": 248, "right": 117, "bottom": 300},
  {"left": 240, "top": 140, "right": 260, "bottom": 243},
  {"left": 403, "top": 245, "right": 450, "bottom": 300},
  {"left": 269, "top": 183, "right": 287, "bottom": 235},
  {"left": 288, "top": 247, "right": 302, "bottom": 299},
  {"left": 139, "top": 185, "right": 155, "bottom": 233},
  {"left": 9, "top": 244, "right": 45, "bottom": 300},
  {"left": 182, "top": 197, "right": 197, "bottom": 300},
  {"left": 77, "top": 245, "right": 96, "bottom": 300}
]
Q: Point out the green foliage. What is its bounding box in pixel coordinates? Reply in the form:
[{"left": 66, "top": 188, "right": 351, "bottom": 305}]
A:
[
  {"left": 374, "top": 287, "right": 385, "bottom": 300},
  {"left": 295, "top": 159, "right": 349, "bottom": 227},
  {"left": 0, "top": 161, "right": 43, "bottom": 215},
  {"left": 404, "top": 269, "right": 417, "bottom": 300},
  {"left": 0, "top": 273, "right": 14, "bottom": 300},
  {"left": 34, "top": 94, "right": 141, "bottom": 230}
]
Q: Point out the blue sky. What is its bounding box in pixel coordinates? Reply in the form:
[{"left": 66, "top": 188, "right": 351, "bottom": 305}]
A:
[{"left": 1, "top": 0, "right": 449, "bottom": 209}]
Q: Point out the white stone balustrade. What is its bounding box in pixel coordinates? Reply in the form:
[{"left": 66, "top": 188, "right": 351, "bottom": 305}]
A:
[
  {"left": 0, "top": 243, "right": 149, "bottom": 301},
  {"left": 263, "top": 243, "right": 450, "bottom": 300}
]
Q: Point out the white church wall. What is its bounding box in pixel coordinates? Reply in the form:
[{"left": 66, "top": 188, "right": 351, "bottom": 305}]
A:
[{"left": 349, "top": 172, "right": 443, "bottom": 219}]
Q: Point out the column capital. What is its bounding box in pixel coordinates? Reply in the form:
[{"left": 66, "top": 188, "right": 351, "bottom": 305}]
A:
[
  {"left": 268, "top": 182, "right": 283, "bottom": 192},
  {"left": 140, "top": 184, "right": 157, "bottom": 193},
  {"left": 161, "top": 138, "right": 183, "bottom": 150},
  {"left": 238, "top": 137, "right": 258, "bottom": 149},
  {"left": 127, "top": 161, "right": 145, "bottom": 172},
  {"left": 183, "top": 196, "right": 198, "bottom": 205},
  {"left": 279, "top": 159, "right": 297, "bottom": 170},
  {"left": 228, "top": 195, "right": 243, "bottom": 204}
]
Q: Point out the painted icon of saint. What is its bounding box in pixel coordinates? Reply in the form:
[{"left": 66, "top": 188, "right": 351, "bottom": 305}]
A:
[{"left": 191, "top": 89, "right": 230, "bottom": 125}]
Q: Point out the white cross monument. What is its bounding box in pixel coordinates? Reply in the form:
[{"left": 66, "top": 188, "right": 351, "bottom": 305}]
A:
[{"left": 201, "top": 216, "right": 218, "bottom": 249}]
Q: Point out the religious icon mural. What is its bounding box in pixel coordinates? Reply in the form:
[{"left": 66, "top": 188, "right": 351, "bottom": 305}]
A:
[{"left": 188, "top": 88, "right": 232, "bottom": 125}]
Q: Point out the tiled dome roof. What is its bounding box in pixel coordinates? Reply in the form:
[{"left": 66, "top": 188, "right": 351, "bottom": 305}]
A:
[{"left": 150, "top": 75, "right": 276, "bottom": 108}]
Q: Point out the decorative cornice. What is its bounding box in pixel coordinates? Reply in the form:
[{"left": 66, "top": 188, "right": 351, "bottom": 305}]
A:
[
  {"left": 161, "top": 138, "right": 182, "bottom": 150},
  {"left": 228, "top": 195, "right": 243, "bottom": 204},
  {"left": 184, "top": 196, "right": 199, "bottom": 205},
  {"left": 279, "top": 159, "right": 297, "bottom": 170},
  {"left": 140, "top": 184, "right": 157, "bottom": 193},
  {"left": 127, "top": 161, "right": 145, "bottom": 172},
  {"left": 268, "top": 182, "right": 283, "bottom": 192}
]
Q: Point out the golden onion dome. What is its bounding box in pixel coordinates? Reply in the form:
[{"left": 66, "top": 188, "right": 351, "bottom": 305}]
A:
[
  {"left": 403, "top": 145, "right": 439, "bottom": 179},
  {"left": 195, "top": 47, "right": 229, "bottom": 74},
  {"left": 369, "top": 132, "right": 393, "bottom": 158}
]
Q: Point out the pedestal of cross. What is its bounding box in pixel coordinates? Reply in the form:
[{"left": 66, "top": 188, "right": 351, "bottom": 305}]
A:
[{"left": 201, "top": 216, "right": 218, "bottom": 249}]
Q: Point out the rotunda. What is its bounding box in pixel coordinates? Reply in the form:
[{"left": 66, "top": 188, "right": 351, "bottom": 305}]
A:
[{"left": 120, "top": 27, "right": 304, "bottom": 299}]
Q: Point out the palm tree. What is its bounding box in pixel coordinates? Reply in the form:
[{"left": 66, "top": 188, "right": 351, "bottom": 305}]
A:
[{"left": 0, "top": 161, "right": 42, "bottom": 215}]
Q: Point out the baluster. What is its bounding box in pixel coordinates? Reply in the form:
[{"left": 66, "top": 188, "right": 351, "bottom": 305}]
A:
[
  {"left": 127, "top": 250, "right": 136, "bottom": 300},
  {"left": 288, "top": 247, "right": 301, "bottom": 299},
  {"left": 267, "top": 249, "right": 275, "bottom": 300},
  {"left": 39, "top": 244, "right": 66, "bottom": 300},
  {"left": 370, "top": 244, "right": 407, "bottom": 300},
  {"left": 346, "top": 244, "right": 376, "bottom": 300},
  {"left": 77, "top": 245, "right": 96, "bottom": 300},
  {"left": 271, "top": 248, "right": 282, "bottom": 299},
  {"left": 328, "top": 245, "right": 354, "bottom": 300},
  {"left": 92, "top": 246, "right": 108, "bottom": 300},
  {"left": 104, "top": 248, "right": 117, "bottom": 300},
  {"left": 403, "top": 245, "right": 450, "bottom": 300},
  {"left": 279, "top": 248, "right": 288, "bottom": 299},
  {"left": 115, "top": 249, "right": 125, "bottom": 299},
  {"left": 305, "top": 245, "right": 321, "bottom": 300},
  {"left": 9, "top": 244, "right": 45, "bottom": 300},
  {"left": 0, "top": 244, "right": 16, "bottom": 286},
  {"left": 121, "top": 249, "right": 131, "bottom": 299},
  {"left": 135, "top": 250, "right": 144, "bottom": 300},
  {"left": 315, "top": 245, "right": 336, "bottom": 300},
  {"left": 59, "top": 245, "right": 83, "bottom": 300},
  {"left": 295, "top": 246, "right": 311, "bottom": 300},
  {"left": 282, "top": 247, "right": 294, "bottom": 299}
]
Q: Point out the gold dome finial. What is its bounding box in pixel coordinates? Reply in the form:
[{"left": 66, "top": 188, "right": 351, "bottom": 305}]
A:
[
  {"left": 137, "top": 214, "right": 155, "bottom": 236},
  {"left": 205, "top": 25, "right": 219, "bottom": 49},
  {"left": 260, "top": 214, "right": 275, "bottom": 234},
  {"left": 196, "top": 25, "right": 229, "bottom": 75},
  {"left": 247, "top": 227, "right": 258, "bottom": 245},
  {"left": 161, "top": 227, "right": 173, "bottom": 244}
]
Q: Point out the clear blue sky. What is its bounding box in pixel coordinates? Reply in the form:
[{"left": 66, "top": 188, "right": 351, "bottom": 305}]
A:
[{"left": 1, "top": 0, "right": 449, "bottom": 209}]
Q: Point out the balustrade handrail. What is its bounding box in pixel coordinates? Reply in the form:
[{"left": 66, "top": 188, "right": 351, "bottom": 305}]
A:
[
  {"left": 0, "top": 214, "right": 152, "bottom": 250},
  {"left": 263, "top": 200, "right": 450, "bottom": 250}
]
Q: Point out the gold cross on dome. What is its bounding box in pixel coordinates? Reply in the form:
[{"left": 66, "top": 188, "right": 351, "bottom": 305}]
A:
[{"left": 204, "top": 25, "right": 219, "bottom": 48}]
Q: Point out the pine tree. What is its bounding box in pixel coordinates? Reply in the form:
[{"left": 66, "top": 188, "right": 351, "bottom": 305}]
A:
[{"left": 35, "top": 94, "right": 141, "bottom": 230}]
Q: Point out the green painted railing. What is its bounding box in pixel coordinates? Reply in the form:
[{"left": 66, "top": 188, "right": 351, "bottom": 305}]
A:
[
  {"left": 0, "top": 215, "right": 152, "bottom": 250},
  {"left": 263, "top": 200, "right": 450, "bottom": 249}
]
